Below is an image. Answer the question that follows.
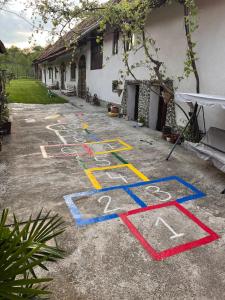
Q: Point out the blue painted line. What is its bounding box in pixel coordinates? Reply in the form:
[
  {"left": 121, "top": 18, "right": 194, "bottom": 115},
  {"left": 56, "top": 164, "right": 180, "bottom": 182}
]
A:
[
  {"left": 77, "top": 213, "right": 118, "bottom": 226},
  {"left": 124, "top": 187, "right": 147, "bottom": 208},
  {"left": 86, "top": 133, "right": 100, "bottom": 141},
  {"left": 63, "top": 176, "right": 206, "bottom": 227},
  {"left": 64, "top": 190, "right": 96, "bottom": 199}
]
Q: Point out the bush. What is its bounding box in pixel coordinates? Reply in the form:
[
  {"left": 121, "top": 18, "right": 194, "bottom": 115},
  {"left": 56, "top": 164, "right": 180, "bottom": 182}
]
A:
[{"left": 0, "top": 209, "right": 65, "bottom": 299}]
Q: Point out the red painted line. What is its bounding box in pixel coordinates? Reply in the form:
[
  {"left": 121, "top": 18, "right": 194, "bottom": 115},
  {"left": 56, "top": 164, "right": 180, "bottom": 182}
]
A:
[
  {"left": 119, "top": 201, "right": 220, "bottom": 260},
  {"left": 41, "top": 143, "right": 85, "bottom": 148},
  {"left": 48, "top": 152, "right": 90, "bottom": 158},
  {"left": 82, "top": 144, "right": 95, "bottom": 157},
  {"left": 41, "top": 143, "right": 93, "bottom": 158}
]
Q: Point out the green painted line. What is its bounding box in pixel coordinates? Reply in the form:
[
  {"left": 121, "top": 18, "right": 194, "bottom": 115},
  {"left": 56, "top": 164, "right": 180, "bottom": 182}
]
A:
[
  {"left": 83, "top": 126, "right": 128, "bottom": 165},
  {"left": 85, "top": 129, "right": 91, "bottom": 134},
  {"left": 74, "top": 157, "right": 88, "bottom": 170},
  {"left": 112, "top": 152, "right": 129, "bottom": 164}
]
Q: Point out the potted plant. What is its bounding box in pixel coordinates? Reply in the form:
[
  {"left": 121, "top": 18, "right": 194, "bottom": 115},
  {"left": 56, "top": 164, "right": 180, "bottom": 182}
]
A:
[
  {"left": 138, "top": 116, "right": 145, "bottom": 127},
  {"left": 162, "top": 125, "right": 172, "bottom": 140},
  {"left": 112, "top": 80, "right": 123, "bottom": 96},
  {"left": 0, "top": 209, "right": 65, "bottom": 298},
  {"left": 0, "top": 94, "right": 11, "bottom": 135},
  {"left": 0, "top": 69, "right": 12, "bottom": 135}
]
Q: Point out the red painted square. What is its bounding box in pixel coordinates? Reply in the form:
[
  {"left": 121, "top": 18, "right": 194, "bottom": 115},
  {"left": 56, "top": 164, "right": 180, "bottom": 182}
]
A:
[
  {"left": 40, "top": 143, "right": 94, "bottom": 158},
  {"left": 119, "top": 201, "right": 220, "bottom": 260}
]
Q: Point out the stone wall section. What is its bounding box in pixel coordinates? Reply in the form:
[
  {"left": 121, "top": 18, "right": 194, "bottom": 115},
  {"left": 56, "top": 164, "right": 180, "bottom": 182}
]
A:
[{"left": 121, "top": 80, "right": 177, "bottom": 129}]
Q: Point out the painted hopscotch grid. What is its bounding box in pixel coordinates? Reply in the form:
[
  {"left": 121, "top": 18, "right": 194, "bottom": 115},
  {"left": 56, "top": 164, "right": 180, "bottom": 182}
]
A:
[
  {"left": 63, "top": 176, "right": 206, "bottom": 226},
  {"left": 126, "top": 176, "right": 206, "bottom": 204},
  {"left": 85, "top": 138, "right": 133, "bottom": 155},
  {"left": 119, "top": 201, "right": 220, "bottom": 260},
  {"left": 40, "top": 143, "right": 94, "bottom": 158},
  {"left": 85, "top": 164, "right": 149, "bottom": 189}
]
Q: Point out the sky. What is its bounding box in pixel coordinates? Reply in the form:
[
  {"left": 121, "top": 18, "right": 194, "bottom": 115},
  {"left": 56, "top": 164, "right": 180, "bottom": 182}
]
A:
[
  {"left": 0, "top": 0, "right": 52, "bottom": 49},
  {"left": 0, "top": 0, "right": 106, "bottom": 49}
]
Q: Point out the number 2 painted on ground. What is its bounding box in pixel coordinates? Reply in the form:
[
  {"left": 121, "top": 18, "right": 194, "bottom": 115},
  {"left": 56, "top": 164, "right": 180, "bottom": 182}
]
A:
[
  {"left": 145, "top": 185, "right": 172, "bottom": 202},
  {"left": 97, "top": 195, "right": 121, "bottom": 214},
  {"left": 155, "top": 217, "right": 184, "bottom": 239}
]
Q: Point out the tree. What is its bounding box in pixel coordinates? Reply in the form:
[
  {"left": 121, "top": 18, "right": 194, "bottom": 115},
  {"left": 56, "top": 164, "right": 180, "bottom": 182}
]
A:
[
  {"left": 29, "top": 0, "right": 201, "bottom": 140},
  {"left": 0, "top": 46, "right": 44, "bottom": 78}
]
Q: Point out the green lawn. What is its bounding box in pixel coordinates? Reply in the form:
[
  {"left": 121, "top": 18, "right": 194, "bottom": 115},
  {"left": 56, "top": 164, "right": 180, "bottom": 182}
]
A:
[{"left": 7, "top": 79, "right": 66, "bottom": 104}]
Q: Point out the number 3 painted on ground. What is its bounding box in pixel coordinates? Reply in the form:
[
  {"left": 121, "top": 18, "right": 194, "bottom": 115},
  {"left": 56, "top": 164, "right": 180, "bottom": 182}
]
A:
[{"left": 145, "top": 185, "right": 172, "bottom": 202}]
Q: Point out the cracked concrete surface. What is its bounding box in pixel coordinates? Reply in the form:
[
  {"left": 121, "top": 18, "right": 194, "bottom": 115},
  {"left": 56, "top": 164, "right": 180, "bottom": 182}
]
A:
[{"left": 1, "top": 99, "right": 225, "bottom": 299}]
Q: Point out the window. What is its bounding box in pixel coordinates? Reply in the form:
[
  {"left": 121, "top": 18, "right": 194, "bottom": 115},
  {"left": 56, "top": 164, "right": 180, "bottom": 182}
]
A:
[
  {"left": 112, "top": 30, "right": 119, "bottom": 55},
  {"left": 48, "top": 68, "right": 52, "bottom": 79},
  {"left": 70, "top": 63, "right": 76, "bottom": 81},
  {"left": 124, "top": 32, "right": 133, "bottom": 52},
  {"left": 91, "top": 38, "right": 103, "bottom": 70}
]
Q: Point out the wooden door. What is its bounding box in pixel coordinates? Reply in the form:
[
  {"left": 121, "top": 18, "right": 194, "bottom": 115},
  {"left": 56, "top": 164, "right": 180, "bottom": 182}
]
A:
[
  {"left": 156, "top": 88, "right": 167, "bottom": 131},
  {"left": 134, "top": 85, "right": 140, "bottom": 121},
  {"left": 78, "top": 55, "right": 86, "bottom": 98}
]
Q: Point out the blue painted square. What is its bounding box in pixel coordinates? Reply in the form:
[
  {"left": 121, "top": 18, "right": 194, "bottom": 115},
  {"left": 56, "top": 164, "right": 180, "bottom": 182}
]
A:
[
  {"left": 63, "top": 187, "right": 147, "bottom": 227},
  {"left": 64, "top": 176, "right": 205, "bottom": 227},
  {"left": 125, "top": 176, "right": 206, "bottom": 205}
]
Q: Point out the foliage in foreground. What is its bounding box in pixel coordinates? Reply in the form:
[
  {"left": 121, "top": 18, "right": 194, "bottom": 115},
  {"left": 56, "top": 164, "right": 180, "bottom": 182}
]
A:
[{"left": 0, "top": 209, "right": 65, "bottom": 299}]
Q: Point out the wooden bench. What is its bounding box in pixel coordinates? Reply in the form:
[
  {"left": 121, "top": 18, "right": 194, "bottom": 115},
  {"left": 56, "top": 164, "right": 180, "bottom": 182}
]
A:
[
  {"left": 47, "top": 81, "right": 59, "bottom": 90},
  {"left": 61, "top": 83, "right": 77, "bottom": 96}
]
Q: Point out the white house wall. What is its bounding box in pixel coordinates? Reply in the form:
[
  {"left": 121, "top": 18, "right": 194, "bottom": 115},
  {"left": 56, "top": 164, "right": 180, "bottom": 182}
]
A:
[{"left": 40, "top": 0, "right": 225, "bottom": 130}]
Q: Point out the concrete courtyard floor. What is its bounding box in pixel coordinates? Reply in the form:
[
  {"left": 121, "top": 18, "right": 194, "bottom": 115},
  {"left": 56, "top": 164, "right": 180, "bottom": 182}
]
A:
[{"left": 1, "top": 98, "right": 225, "bottom": 299}]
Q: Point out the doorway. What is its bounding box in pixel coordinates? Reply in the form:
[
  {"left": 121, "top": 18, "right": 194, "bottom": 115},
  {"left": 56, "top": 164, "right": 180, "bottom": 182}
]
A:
[
  {"left": 78, "top": 55, "right": 86, "bottom": 98},
  {"left": 127, "top": 84, "right": 140, "bottom": 121},
  {"left": 156, "top": 87, "right": 167, "bottom": 131},
  {"left": 60, "top": 63, "right": 65, "bottom": 89},
  {"left": 134, "top": 85, "right": 140, "bottom": 121}
]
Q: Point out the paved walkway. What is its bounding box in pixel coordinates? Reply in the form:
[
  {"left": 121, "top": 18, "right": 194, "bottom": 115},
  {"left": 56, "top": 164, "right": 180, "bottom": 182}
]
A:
[{"left": 1, "top": 99, "right": 225, "bottom": 299}]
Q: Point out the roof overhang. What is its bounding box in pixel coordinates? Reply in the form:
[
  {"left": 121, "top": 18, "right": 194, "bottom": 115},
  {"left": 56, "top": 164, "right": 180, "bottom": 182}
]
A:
[{"left": 0, "top": 41, "right": 6, "bottom": 54}]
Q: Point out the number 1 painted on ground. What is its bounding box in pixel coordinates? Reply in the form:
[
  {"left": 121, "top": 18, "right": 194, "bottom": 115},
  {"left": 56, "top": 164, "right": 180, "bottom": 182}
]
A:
[{"left": 155, "top": 217, "right": 184, "bottom": 239}]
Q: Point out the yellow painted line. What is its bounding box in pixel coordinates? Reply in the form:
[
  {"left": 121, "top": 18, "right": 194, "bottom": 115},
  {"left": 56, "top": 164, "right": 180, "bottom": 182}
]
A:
[
  {"left": 85, "top": 164, "right": 149, "bottom": 189},
  {"left": 85, "top": 138, "right": 133, "bottom": 155},
  {"left": 82, "top": 123, "right": 89, "bottom": 129}
]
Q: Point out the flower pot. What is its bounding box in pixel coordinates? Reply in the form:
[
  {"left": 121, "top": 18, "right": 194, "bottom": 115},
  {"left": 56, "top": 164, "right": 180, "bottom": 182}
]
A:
[
  {"left": 162, "top": 126, "right": 172, "bottom": 135},
  {"left": 111, "top": 106, "right": 119, "bottom": 114},
  {"left": 162, "top": 133, "right": 169, "bottom": 140},
  {"left": 138, "top": 122, "right": 144, "bottom": 127},
  {"left": 170, "top": 133, "right": 181, "bottom": 144},
  {"left": 0, "top": 121, "right": 11, "bottom": 135}
]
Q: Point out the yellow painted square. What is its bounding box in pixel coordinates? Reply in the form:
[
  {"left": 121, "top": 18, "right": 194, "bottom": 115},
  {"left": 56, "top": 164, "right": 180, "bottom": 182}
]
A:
[
  {"left": 85, "top": 164, "right": 149, "bottom": 189},
  {"left": 85, "top": 138, "right": 133, "bottom": 155}
]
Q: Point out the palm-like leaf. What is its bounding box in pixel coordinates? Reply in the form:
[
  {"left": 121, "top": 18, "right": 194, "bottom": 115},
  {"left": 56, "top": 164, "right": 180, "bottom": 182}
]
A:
[{"left": 0, "top": 209, "right": 65, "bottom": 299}]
